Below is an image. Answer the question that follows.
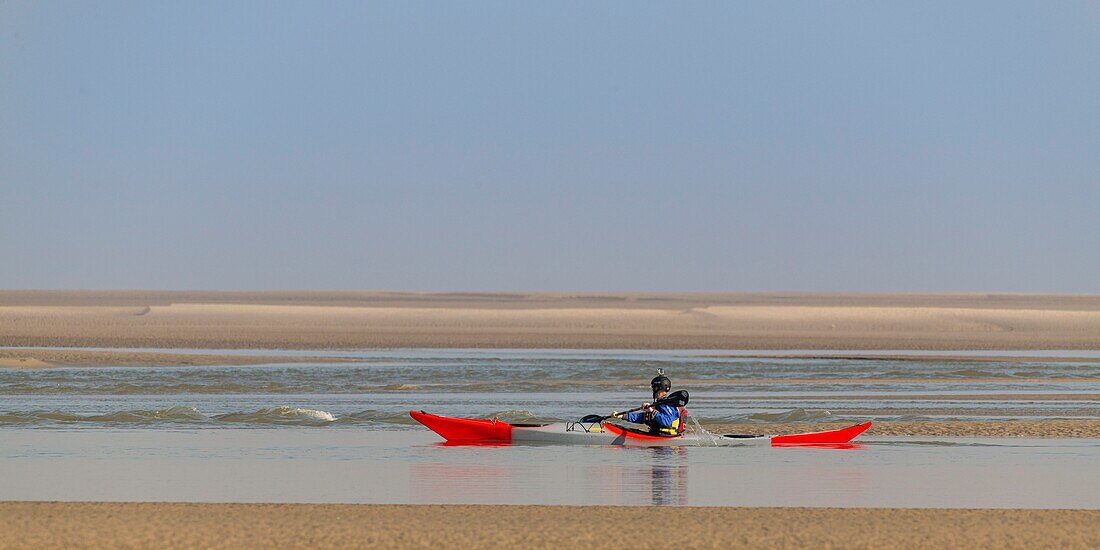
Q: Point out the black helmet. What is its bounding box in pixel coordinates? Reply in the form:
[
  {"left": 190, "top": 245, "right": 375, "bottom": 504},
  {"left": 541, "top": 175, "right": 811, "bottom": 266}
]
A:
[{"left": 651, "top": 368, "right": 671, "bottom": 398}]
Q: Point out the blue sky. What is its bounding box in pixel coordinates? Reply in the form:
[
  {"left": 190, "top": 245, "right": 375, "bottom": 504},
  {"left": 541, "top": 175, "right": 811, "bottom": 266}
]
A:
[{"left": 2, "top": 2, "right": 1098, "bottom": 291}]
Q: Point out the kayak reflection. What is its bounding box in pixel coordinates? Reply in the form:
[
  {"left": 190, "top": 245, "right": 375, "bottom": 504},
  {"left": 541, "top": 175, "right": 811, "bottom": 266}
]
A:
[
  {"left": 647, "top": 447, "right": 689, "bottom": 506},
  {"left": 772, "top": 442, "right": 864, "bottom": 450},
  {"left": 408, "top": 447, "right": 690, "bottom": 506}
]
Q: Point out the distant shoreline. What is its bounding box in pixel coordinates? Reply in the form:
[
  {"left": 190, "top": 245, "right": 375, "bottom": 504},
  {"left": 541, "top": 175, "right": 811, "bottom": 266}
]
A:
[{"left": 2, "top": 290, "right": 1100, "bottom": 351}]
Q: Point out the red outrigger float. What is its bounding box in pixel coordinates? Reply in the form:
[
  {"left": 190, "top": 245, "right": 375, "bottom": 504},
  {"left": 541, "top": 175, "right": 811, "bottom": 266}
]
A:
[{"left": 410, "top": 410, "right": 871, "bottom": 447}]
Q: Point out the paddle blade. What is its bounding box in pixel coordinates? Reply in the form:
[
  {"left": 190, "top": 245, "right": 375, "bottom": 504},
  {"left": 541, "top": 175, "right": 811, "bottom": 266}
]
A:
[
  {"left": 579, "top": 414, "right": 605, "bottom": 423},
  {"left": 658, "top": 389, "right": 689, "bottom": 407}
]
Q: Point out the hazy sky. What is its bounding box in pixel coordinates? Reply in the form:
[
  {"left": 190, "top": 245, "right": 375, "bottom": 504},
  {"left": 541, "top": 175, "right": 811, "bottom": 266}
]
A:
[{"left": 2, "top": 2, "right": 1098, "bottom": 292}]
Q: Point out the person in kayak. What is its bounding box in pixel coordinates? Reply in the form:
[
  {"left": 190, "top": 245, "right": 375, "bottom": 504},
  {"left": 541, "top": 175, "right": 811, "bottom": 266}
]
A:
[{"left": 612, "top": 370, "right": 687, "bottom": 436}]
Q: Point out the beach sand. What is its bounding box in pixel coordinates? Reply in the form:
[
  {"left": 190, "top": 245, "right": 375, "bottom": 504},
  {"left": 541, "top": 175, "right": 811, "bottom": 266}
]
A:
[
  {"left": 2, "top": 290, "right": 1100, "bottom": 350},
  {"left": 0, "top": 357, "right": 52, "bottom": 369},
  {"left": 1, "top": 502, "right": 1096, "bottom": 549}
]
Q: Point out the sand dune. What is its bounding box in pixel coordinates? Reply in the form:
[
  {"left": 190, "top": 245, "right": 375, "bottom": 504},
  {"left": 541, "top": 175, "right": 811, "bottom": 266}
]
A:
[{"left": 2, "top": 291, "right": 1100, "bottom": 350}]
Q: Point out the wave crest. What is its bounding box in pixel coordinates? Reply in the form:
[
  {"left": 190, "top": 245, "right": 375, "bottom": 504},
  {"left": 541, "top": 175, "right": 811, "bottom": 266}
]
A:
[
  {"left": 381, "top": 384, "right": 420, "bottom": 391},
  {"left": 0, "top": 405, "right": 338, "bottom": 426},
  {"left": 214, "top": 406, "right": 336, "bottom": 424},
  {"left": 0, "top": 406, "right": 207, "bottom": 424}
]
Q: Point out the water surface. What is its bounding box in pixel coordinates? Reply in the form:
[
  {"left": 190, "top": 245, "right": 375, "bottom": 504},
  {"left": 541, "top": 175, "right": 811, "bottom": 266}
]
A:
[
  {"left": 3, "top": 348, "right": 1097, "bottom": 426},
  {"left": 2, "top": 429, "right": 1096, "bottom": 508},
  {"left": 2, "top": 348, "right": 1098, "bottom": 508}
]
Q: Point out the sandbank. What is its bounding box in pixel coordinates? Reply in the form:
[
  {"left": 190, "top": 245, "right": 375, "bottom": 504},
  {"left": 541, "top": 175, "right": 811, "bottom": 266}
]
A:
[
  {"left": 2, "top": 291, "right": 1100, "bottom": 350},
  {"left": 0, "top": 357, "right": 52, "bottom": 369}
]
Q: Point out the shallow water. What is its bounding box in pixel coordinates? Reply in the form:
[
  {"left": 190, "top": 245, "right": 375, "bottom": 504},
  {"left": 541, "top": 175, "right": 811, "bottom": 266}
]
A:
[
  {"left": 2, "top": 348, "right": 1098, "bottom": 508},
  {"left": 1, "top": 429, "right": 1097, "bottom": 508}
]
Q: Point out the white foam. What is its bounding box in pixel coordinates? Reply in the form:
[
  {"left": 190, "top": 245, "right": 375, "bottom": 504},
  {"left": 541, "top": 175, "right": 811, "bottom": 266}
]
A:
[{"left": 281, "top": 407, "right": 337, "bottom": 422}]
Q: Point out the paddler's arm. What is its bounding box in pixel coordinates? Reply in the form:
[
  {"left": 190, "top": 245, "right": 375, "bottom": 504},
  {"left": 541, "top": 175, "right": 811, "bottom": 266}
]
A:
[{"left": 615, "top": 404, "right": 653, "bottom": 423}]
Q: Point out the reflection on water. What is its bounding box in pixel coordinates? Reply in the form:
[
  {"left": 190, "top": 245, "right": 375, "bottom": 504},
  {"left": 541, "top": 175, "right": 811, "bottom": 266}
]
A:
[
  {"left": 774, "top": 443, "right": 862, "bottom": 450},
  {"left": 647, "top": 447, "right": 688, "bottom": 506},
  {"left": 409, "top": 447, "right": 691, "bottom": 506},
  {"left": 416, "top": 445, "right": 692, "bottom": 505}
]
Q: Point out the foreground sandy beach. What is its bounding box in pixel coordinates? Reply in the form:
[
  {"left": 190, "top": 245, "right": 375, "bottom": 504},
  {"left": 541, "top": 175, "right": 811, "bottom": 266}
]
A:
[
  {"left": 1, "top": 502, "right": 1096, "bottom": 549},
  {"left": 3, "top": 290, "right": 1100, "bottom": 350}
]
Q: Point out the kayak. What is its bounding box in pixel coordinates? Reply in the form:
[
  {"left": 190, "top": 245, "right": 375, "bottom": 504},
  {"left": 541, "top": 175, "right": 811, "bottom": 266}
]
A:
[{"left": 409, "top": 410, "right": 871, "bottom": 447}]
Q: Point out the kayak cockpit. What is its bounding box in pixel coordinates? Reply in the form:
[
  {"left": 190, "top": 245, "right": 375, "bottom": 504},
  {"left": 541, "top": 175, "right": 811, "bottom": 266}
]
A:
[{"left": 602, "top": 422, "right": 683, "bottom": 440}]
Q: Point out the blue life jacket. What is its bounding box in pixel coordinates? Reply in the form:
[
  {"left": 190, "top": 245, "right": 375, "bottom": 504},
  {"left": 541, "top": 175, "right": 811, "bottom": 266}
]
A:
[{"left": 624, "top": 404, "right": 687, "bottom": 435}]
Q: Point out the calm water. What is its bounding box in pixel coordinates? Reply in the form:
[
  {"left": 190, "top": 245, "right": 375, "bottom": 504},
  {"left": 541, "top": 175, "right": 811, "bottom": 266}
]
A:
[
  {"left": 1, "top": 429, "right": 1097, "bottom": 508},
  {"left": 1, "top": 348, "right": 1098, "bottom": 507}
]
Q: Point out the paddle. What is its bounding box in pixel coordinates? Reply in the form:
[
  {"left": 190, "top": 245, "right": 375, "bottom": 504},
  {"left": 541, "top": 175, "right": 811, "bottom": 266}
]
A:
[{"left": 579, "top": 390, "right": 689, "bottom": 423}]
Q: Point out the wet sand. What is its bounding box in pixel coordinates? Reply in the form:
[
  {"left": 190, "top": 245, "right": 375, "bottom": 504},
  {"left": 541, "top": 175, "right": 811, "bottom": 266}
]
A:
[
  {"left": 3, "top": 290, "right": 1100, "bottom": 350},
  {"left": 1, "top": 502, "right": 1095, "bottom": 549}
]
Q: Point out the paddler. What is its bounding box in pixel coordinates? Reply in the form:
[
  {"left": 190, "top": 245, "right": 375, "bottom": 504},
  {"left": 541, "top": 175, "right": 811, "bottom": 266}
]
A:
[{"left": 612, "top": 370, "right": 687, "bottom": 436}]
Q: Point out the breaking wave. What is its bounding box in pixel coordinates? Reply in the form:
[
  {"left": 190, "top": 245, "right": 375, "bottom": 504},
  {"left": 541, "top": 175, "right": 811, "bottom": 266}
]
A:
[
  {"left": 381, "top": 384, "right": 420, "bottom": 391},
  {"left": 336, "top": 409, "right": 421, "bottom": 425},
  {"left": 0, "top": 406, "right": 209, "bottom": 425},
  {"left": 213, "top": 406, "right": 336, "bottom": 425},
  {"left": 0, "top": 404, "right": 448, "bottom": 427},
  {"left": 0, "top": 405, "right": 364, "bottom": 427}
]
